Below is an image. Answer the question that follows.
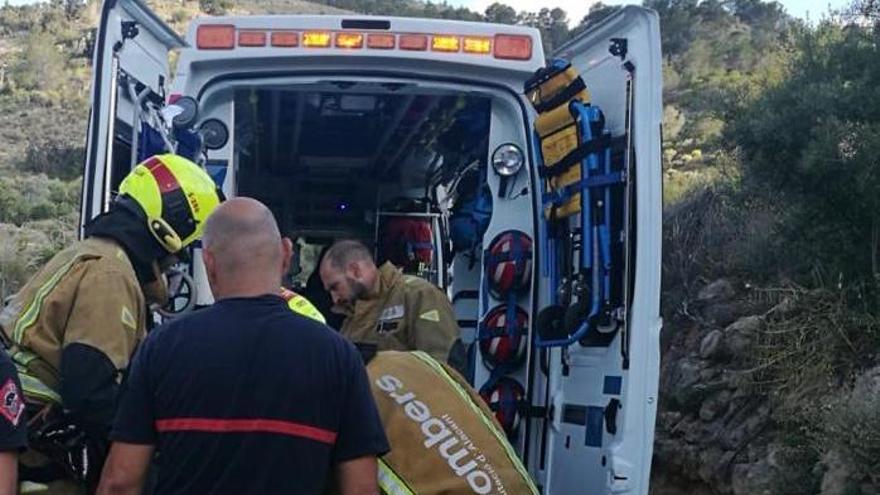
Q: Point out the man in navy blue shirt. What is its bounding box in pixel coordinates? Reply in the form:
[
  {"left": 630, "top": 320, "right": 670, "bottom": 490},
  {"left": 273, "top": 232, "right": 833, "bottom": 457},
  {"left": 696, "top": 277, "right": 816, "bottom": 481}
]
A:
[{"left": 97, "top": 197, "right": 389, "bottom": 495}]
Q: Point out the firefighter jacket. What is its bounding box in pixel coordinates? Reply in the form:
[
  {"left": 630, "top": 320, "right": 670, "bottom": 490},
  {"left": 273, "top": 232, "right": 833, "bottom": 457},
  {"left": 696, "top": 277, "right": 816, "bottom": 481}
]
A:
[
  {"left": 0, "top": 237, "right": 146, "bottom": 427},
  {"left": 339, "top": 262, "right": 459, "bottom": 363}
]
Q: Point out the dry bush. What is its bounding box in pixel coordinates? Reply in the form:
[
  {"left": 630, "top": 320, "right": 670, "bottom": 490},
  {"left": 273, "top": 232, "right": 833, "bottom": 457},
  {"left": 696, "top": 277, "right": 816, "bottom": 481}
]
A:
[
  {"left": 749, "top": 287, "right": 880, "bottom": 399},
  {"left": 745, "top": 286, "right": 880, "bottom": 490},
  {"left": 662, "top": 178, "right": 788, "bottom": 314}
]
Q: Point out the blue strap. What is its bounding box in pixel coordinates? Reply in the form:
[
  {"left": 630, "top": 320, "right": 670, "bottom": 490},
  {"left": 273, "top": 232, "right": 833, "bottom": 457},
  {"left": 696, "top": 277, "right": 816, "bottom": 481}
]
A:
[
  {"left": 478, "top": 302, "right": 521, "bottom": 340},
  {"left": 541, "top": 171, "right": 625, "bottom": 207},
  {"left": 480, "top": 364, "right": 518, "bottom": 392},
  {"left": 505, "top": 295, "right": 518, "bottom": 337}
]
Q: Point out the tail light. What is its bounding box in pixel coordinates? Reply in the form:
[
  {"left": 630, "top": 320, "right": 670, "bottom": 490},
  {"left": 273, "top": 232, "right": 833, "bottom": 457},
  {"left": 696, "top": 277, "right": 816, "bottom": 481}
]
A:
[
  {"left": 197, "top": 25, "right": 235, "bottom": 50},
  {"left": 271, "top": 31, "right": 298, "bottom": 47},
  {"left": 367, "top": 33, "right": 395, "bottom": 49},
  {"left": 399, "top": 34, "right": 428, "bottom": 51},
  {"left": 238, "top": 31, "right": 267, "bottom": 47},
  {"left": 494, "top": 34, "right": 532, "bottom": 60}
]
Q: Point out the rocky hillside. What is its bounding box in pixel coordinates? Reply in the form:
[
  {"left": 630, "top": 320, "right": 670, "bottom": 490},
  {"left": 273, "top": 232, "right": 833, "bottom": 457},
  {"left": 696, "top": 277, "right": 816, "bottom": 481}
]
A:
[{"left": 653, "top": 276, "right": 880, "bottom": 494}]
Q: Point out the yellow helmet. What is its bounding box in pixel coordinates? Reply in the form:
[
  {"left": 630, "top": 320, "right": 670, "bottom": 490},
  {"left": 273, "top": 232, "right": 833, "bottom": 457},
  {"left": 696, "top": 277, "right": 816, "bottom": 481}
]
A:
[{"left": 118, "top": 154, "right": 224, "bottom": 254}]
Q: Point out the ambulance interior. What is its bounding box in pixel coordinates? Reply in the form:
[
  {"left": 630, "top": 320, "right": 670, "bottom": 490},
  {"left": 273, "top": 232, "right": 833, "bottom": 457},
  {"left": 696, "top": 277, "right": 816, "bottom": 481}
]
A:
[{"left": 229, "top": 84, "right": 495, "bottom": 296}]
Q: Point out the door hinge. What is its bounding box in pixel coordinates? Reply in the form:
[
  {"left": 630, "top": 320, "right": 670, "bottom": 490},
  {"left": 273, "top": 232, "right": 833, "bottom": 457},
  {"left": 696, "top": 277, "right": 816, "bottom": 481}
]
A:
[
  {"left": 113, "top": 21, "right": 139, "bottom": 53},
  {"left": 122, "top": 21, "right": 139, "bottom": 41},
  {"left": 609, "top": 38, "right": 627, "bottom": 60}
]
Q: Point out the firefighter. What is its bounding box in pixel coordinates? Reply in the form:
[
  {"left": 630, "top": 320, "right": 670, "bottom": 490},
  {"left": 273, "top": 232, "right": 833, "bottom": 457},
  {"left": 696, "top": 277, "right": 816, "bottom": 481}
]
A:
[
  {"left": 319, "top": 239, "right": 464, "bottom": 368},
  {"left": 0, "top": 154, "right": 223, "bottom": 491}
]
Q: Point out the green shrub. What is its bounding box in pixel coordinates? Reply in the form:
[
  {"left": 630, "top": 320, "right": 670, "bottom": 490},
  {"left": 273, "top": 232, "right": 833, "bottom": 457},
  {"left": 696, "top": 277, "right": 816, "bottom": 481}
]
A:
[
  {"left": 18, "top": 135, "right": 85, "bottom": 180},
  {"left": 12, "top": 31, "right": 66, "bottom": 93},
  {"left": 0, "top": 174, "right": 80, "bottom": 225}
]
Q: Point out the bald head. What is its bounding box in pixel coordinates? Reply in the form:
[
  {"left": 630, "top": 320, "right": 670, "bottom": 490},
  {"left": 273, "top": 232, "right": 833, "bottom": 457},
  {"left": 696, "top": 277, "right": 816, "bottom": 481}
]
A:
[{"left": 202, "top": 197, "right": 292, "bottom": 299}]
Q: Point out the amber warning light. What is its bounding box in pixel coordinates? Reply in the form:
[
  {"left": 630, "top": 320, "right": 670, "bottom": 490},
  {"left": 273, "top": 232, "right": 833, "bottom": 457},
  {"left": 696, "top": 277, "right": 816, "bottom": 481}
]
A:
[{"left": 195, "top": 24, "right": 533, "bottom": 61}]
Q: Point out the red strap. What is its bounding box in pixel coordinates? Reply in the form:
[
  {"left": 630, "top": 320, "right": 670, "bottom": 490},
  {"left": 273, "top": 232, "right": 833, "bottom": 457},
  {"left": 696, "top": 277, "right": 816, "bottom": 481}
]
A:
[
  {"left": 144, "top": 156, "right": 181, "bottom": 194},
  {"left": 155, "top": 417, "right": 338, "bottom": 445}
]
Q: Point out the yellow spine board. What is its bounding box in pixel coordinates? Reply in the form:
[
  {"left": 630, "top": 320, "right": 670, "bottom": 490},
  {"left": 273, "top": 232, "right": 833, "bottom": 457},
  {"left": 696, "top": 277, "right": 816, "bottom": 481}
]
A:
[{"left": 529, "top": 66, "right": 591, "bottom": 220}]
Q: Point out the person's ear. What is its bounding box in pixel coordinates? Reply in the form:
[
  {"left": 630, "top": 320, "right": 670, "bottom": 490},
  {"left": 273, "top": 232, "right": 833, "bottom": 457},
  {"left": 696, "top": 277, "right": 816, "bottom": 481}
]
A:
[
  {"left": 281, "top": 237, "right": 294, "bottom": 275},
  {"left": 202, "top": 248, "right": 217, "bottom": 285},
  {"left": 348, "top": 260, "right": 361, "bottom": 280}
]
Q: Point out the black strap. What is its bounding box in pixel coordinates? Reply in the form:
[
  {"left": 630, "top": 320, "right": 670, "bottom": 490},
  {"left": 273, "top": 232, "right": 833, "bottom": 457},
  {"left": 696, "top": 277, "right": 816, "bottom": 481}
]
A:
[
  {"left": 540, "top": 134, "right": 628, "bottom": 180},
  {"left": 524, "top": 60, "right": 572, "bottom": 94},
  {"left": 533, "top": 77, "right": 587, "bottom": 114},
  {"left": 540, "top": 134, "right": 612, "bottom": 179}
]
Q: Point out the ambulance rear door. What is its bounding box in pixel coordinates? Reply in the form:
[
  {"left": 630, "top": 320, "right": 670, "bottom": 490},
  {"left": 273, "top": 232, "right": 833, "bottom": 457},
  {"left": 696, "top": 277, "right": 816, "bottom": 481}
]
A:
[
  {"left": 525, "top": 6, "right": 663, "bottom": 495},
  {"left": 81, "top": 0, "right": 184, "bottom": 231}
]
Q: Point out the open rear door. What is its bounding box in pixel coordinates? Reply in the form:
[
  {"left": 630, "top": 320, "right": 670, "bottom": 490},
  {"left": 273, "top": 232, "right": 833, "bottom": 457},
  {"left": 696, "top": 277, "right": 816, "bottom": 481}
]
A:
[
  {"left": 526, "top": 6, "right": 662, "bottom": 494},
  {"left": 81, "top": 0, "right": 185, "bottom": 232}
]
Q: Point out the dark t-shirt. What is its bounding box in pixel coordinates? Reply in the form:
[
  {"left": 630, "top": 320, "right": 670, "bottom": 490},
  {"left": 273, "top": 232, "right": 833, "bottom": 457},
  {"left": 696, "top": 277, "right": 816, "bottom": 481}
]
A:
[
  {"left": 0, "top": 351, "right": 27, "bottom": 452},
  {"left": 112, "top": 295, "right": 389, "bottom": 494}
]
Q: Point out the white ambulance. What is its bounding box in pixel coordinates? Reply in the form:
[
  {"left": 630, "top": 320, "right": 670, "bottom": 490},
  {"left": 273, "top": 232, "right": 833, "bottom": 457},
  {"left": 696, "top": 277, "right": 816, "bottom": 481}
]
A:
[{"left": 80, "top": 1, "right": 662, "bottom": 493}]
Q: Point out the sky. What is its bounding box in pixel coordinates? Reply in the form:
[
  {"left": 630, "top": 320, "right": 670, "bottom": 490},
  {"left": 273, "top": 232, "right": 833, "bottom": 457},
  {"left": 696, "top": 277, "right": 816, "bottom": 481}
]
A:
[
  {"left": 447, "top": 0, "right": 852, "bottom": 25},
  {"left": 2, "top": 0, "right": 854, "bottom": 24}
]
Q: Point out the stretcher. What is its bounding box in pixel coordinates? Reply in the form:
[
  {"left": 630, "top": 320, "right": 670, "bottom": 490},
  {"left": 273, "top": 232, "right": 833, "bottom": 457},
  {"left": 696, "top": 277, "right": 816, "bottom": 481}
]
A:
[{"left": 526, "top": 60, "right": 628, "bottom": 348}]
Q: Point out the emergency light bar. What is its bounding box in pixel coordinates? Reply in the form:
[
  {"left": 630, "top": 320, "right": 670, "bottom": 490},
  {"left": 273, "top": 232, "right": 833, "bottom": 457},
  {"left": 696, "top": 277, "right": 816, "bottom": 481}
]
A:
[{"left": 195, "top": 24, "right": 532, "bottom": 60}]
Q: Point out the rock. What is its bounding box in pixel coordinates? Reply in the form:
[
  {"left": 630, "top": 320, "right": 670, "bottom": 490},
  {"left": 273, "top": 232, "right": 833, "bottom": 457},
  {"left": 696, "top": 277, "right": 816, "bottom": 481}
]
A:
[
  {"left": 861, "top": 483, "right": 879, "bottom": 495},
  {"left": 820, "top": 450, "right": 855, "bottom": 495},
  {"left": 658, "top": 411, "right": 683, "bottom": 431},
  {"left": 698, "top": 446, "right": 726, "bottom": 484},
  {"left": 725, "top": 331, "right": 752, "bottom": 359},
  {"left": 720, "top": 404, "right": 769, "bottom": 451},
  {"left": 698, "top": 279, "right": 736, "bottom": 303},
  {"left": 717, "top": 450, "right": 737, "bottom": 473},
  {"left": 852, "top": 365, "right": 880, "bottom": 397},
  {"left": 725, "top": 315, "right": 763, "bottom": 335},
  {"left": 731, "top": 463, "right": 752, "bottom": 495},
  {"left": 724, "top": 316, "right": 762, "bottom": 357},
  {"left": 668, "top": 357, "right": 707, "bottom": 411},
  {"left": 700, "top": 368, "right": 721, "bottom": 381},
  {"left": 679, "top": 417, "right": 711, "bottom": 444},
  {"left": 731, "top": 460, "right": 775, "bottom": 495},
  {"left": 699, "top": 390, "right": 732, "bottom": 422},
  {"left": 700, "top": 330, "right": 724, "bottom": 360},
  {"left": 703, "top": 303, "right": 743, "bottom": 328}
]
